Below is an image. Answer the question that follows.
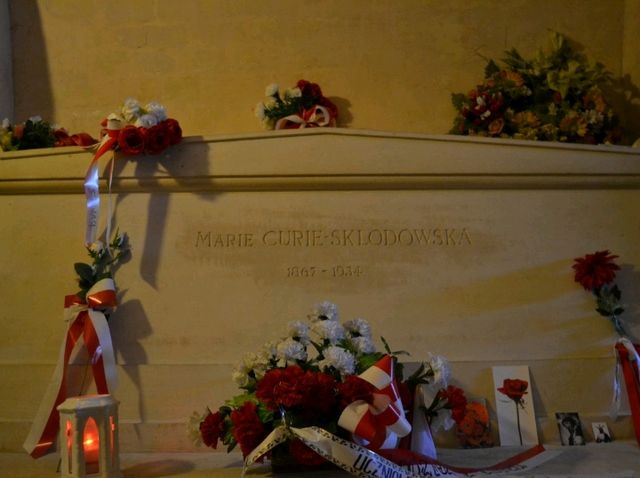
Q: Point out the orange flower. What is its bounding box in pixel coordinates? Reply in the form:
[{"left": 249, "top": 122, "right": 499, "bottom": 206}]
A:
[{"left": 500, "top": 70, "right": 524, "bottom": 87}]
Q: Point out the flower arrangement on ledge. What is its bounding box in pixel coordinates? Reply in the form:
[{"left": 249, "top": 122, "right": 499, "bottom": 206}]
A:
[
  {"left": 0, "top": 116, "right": 96, "bottom": 152},
  {"left": 255, "top": 80, "right": 338, "bottom": 130},
  {"left": 102, "top": 98, "right": 182, "bottom": 156},
  {"left": 450, "top": 31, "right": 621, "bottom": 144},
  {"left": 195, "top": 302, "right": 468, "bottom": 467}
]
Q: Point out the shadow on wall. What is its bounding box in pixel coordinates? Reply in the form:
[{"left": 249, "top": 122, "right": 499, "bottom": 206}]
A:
[{"left": 9, "top": 1, "right": 53, "bottom": 122}]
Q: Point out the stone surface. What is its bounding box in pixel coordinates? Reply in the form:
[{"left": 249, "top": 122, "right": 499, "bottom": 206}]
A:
[{"left": 1, "top": 130, "right": 640, "bottom": 453}]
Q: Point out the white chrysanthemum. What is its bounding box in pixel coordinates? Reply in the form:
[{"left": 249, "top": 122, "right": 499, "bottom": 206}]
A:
[
  {"left": 350, "top": 336, "right": 376, "bottom": 354},
  {"left": 288, "top": 321, "right": 310, "bottom": 345},
  {"left": 312, "top": 320, "right": 345, "bottom": 344},
  {"left": 255, "top": 102, "right": 266, "bottom": 120},
  {"left": 284, "top": 87, "right": 302, "bottom": 99},
  {"left": 1, "top": 118, "right": 10, "bottom": 129},
  {"left": 265, "top": 83, "right": 279, "bottom": 97},
  {"left": 344, "top": 318, "right": 372, "bottom": 338},
  {"left": 134, "top": 113, "right": 159, "bottom": 128},
  {"left": 121, "top": 97, "right": 142, "bottom": 122},
  {"left": 145, "top": 102, "right": 167, "bottom": 122},
  {"left": 276, "top": 338, "right": 307, "bottom": 363},
  {"left": 428, "top": 354, "right": 450, "bottom": 388},
  {"left": 309, "top": 301, "right": 339, "bottom": 322},
  {"left": 319, "top": 346, "right": 356, "bottom": 377}
]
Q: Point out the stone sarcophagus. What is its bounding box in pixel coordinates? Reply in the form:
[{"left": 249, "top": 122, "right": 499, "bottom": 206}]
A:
[{"left": 1, "top": 129, "right": 639, "bottom": 451}]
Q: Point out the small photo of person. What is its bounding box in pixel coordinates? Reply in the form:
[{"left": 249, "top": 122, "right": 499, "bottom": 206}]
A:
[
  {"left": 591, "top": 422, "right": 613, "bottom": 443},
  {"left": 556, "top": 412, "right": 585, "bottom": 446}
]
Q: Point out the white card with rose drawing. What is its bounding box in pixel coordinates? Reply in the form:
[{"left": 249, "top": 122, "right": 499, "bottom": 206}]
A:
[{"left": 492, "top": 365, "right": 539, "bottom": 446}]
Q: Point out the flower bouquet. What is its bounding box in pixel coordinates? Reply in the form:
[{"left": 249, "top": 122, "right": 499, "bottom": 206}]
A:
[
  {"left": 255, "top": 80, "right": 338, "bottom": 130},
  {"left": 196, "top": 302, "right": 467, "bottom": 472},
  {"left": 450, "top": 31, "right": 621, "bottom": 144},
  {"left": 0, "top": 116, "right": 96, "bottom": 152}
]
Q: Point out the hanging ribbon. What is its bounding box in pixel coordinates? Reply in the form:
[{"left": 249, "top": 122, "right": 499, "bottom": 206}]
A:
[
  {"left": 612, "top": 338, "right": 640, "bottom": 445},
  {"left": 84, "top": 117, "right": 121, "bottom": 246},
  {"left": 274, "top": 104, "right": 334, "bottom": 129},
  {"left": 408, "top": 385, "right": 438, "bottom": 459},
  {"left": 241, "top": 424, "right": 558, "bottom": 478},
  {"left": 23, "top": 278, "right": 119, "bottom": 458},
  {"left": 338, "top": 355, "right": 412, "bottom": 449}
]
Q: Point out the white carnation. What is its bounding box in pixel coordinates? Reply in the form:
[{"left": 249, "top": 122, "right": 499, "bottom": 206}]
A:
[
  {"left": 288, "top": 321, "right": 310, "bottom": 345},
  {"left": 319, "top": 346, "right": 355, "bottom": 377},
  {"left": 134, "top": 114, "right": 159, "bottom": 128},
  {"left": 427, "top": 354, "right": 450, "bottom": 388},
  {"left": 145, "top": 102, "right": 167, "bottom": 122},
  {"left": 276, "top": 338, "right": 307, "bottom": 364},
  {"left": 350, "top": 336, "right": 376, "bottom": 354},
  {"left": 344, "top": 318, "right": 372, "bottom": 338},
  {"left": 429, "top": 408, "right": 455, "bottom": 433},
  {"left": 265, "top": 83, "right": 279, "bottom": 97},
  {"left": 1, "top": 118, "right": 10, "bottom": 129},
  {"left": 309, "top": 301, "right": 339, "bottom": 322},
  {"left": 312, "top": 320, "right": 345, "bottom": 344},
  {"left": 121, "top": 97, "right": 142, "bottom": 122}
]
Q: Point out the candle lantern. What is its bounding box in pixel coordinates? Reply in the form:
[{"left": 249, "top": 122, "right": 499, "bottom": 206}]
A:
[{"left": 57, "top": 395, "right": 122, "bottom": 478}]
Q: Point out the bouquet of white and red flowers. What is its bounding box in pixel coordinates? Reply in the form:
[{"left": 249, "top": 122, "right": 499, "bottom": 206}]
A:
[{"left": 195, "top": 302, "right": 466, "bottom": 470}]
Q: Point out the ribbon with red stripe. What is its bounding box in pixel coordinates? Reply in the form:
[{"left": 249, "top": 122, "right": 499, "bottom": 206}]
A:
[
  {"left": 23, "top": 278, "right": 119, "bottom": 458},
  {"left": 84, "top": 116, "right": 122, "bottom": 246},
  {"left": 275, "top": 104, "right": 334, "bottom": 129},
  {"left": 338, "top": 355, "right": 412, "bottom": 449},
  {"left": 615, "top": 339, "right": 640, "bottom": 445}
]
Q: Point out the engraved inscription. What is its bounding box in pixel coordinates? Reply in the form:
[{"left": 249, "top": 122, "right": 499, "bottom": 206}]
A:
[
  {"left": 195, "top": 228, "right": 472, "bottom": 248},
  {"left": 286, "top": 265, "right": 364, "bottom": 278}
]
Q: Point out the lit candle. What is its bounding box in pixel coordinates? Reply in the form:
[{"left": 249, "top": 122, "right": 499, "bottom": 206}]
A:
[{"left": 83, "top": 418, "right": 100, "bottom": 474}]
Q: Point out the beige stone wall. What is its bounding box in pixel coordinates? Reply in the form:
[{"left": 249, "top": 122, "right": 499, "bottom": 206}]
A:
[{"left": 8, "top": 0, "right": 639, "bottom": 142}]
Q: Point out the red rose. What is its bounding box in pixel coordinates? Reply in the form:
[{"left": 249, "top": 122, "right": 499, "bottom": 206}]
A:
[
  {"left": 573, "top": 250, "right": 620, "bottom": 291},
  {"left": 53, "top": 129, "right": 74, "bottom": 147},
  {"left": 200, "top": 410, "right": 225, "bottom": 449},
  {"left": 144, "top": 122, "right": 171, "bottom": 155},
  {"left": 288, "top": 439, "right": 327, "bottom": 466},
  {"left": 256, "top": 366, "right": 306, "bottom": 411},
  {"left": 230, "top": 402, "right": 267, "bottom": 458},
  {"left": 296, "top": 79, "right": 323, "bottom": 100},
  {"left": 117, "top": 125, "right": 145, "bottom": 156},
  {"left": 164, "top": 118, "right": 182, "bottom": 145},
  {"left": 497, "top": 378, "right": 528, "bottom": 402},
  {"left": 437, "top": 385, "right": 467, "bottom": 424}
]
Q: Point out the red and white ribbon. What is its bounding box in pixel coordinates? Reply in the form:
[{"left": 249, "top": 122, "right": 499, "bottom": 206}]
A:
[
  {"left": 275, "top": 105, "right": 334, "bottom": 129},
  {"left": 338, "top": 355, "right": 412, "bottom": 449},
  {"left": 242, "top": 424, "right": 558, "bottom": 478},
  {"left": 84, "top": 118, "right": 121, "bottom": 246},
  {"left": 612, "top": 338, "right": 640, "bottom": 445},
  {"left": 23, "top": 278, "right": 119, "bottom": 458}
]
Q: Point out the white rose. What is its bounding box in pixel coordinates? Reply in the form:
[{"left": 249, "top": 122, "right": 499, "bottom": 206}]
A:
[
  {"left": 121, "top": 97, "right": 142, "bottom": 122},
  {"left": 134, "top": 114, "right": 159, "bottom": 128},
  {"left": 284, "top": 87, "right": 302, "bottom": 99},
  {"left": 88, "top": 240, "right": 105, "bottom": 257},
  {"left": 265, "top": 83, "right": 279, "bottom": 97},
  {"left": 145, "top": 102, "right": 167, "bottom": 122}
]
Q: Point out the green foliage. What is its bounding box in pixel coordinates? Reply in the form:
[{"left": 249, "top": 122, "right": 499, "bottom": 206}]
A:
[{"left": 75, "top": 231, "right": 129, "bottom": 300}]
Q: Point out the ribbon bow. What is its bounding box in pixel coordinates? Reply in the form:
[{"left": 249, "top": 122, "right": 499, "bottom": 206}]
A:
[
  {"left": 338, "top": 355, "right": 412, "bottom": 449},
  {"left": 611, "top": 338, "right": 640, "bottom": 445},
  {"left": 23, "top": 278, "right": 119, "bottom": 458},
  {"left": 275, "top": 104, "right": 334, "bottom": 130}
]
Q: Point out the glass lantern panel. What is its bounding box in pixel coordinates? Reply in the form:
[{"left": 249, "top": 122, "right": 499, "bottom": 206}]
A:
[
  {"left": 83, "top": 417, "right": 100, "bottom": 474},
  {"left": 66, "top": 419, "right": 73, "bottom": 474}
]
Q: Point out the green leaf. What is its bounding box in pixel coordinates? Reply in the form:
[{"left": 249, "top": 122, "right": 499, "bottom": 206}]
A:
[
  {"left": 451, "top": 93, "right": 467, "bottom": 110},
  {"left": 613, "top": 307, "right": 625, "bottom": 316},
  {"left": 484, "top": 59, "right": 500, "bottom": 78},
  {"left": 74, "top": 263, "right": 95, "bottom": 283}
]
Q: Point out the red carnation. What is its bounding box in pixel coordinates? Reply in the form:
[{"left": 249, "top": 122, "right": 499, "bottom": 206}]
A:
[
  {"left": 230, "top": 402, "right": 267, "bottom": 458},
  {"left": 573, "top": 250, "right": 620, "bottom": 291},
  {"left": 164, "top": 118, "right": 182, "bottom": 145},
  {"left": 200, "top": 410, "right": 225, "bottom": 449},
  {"left": 437, "top": 385, "right": 467, "bottom": 424},
  {"left": 337, "top": 375, "right": 375, "bottom": 411},
  {"left": 144, "top": 122, "right": 171, "bottom": 155},
  {"left": 299, "top": 370, "right": 337, "bottom": 419},
  {"left": 117, "top": 125, "right": 145, "bottom": 156},
  {"left": 256, "top": 366, "right": 306, "bottom": 411}
]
